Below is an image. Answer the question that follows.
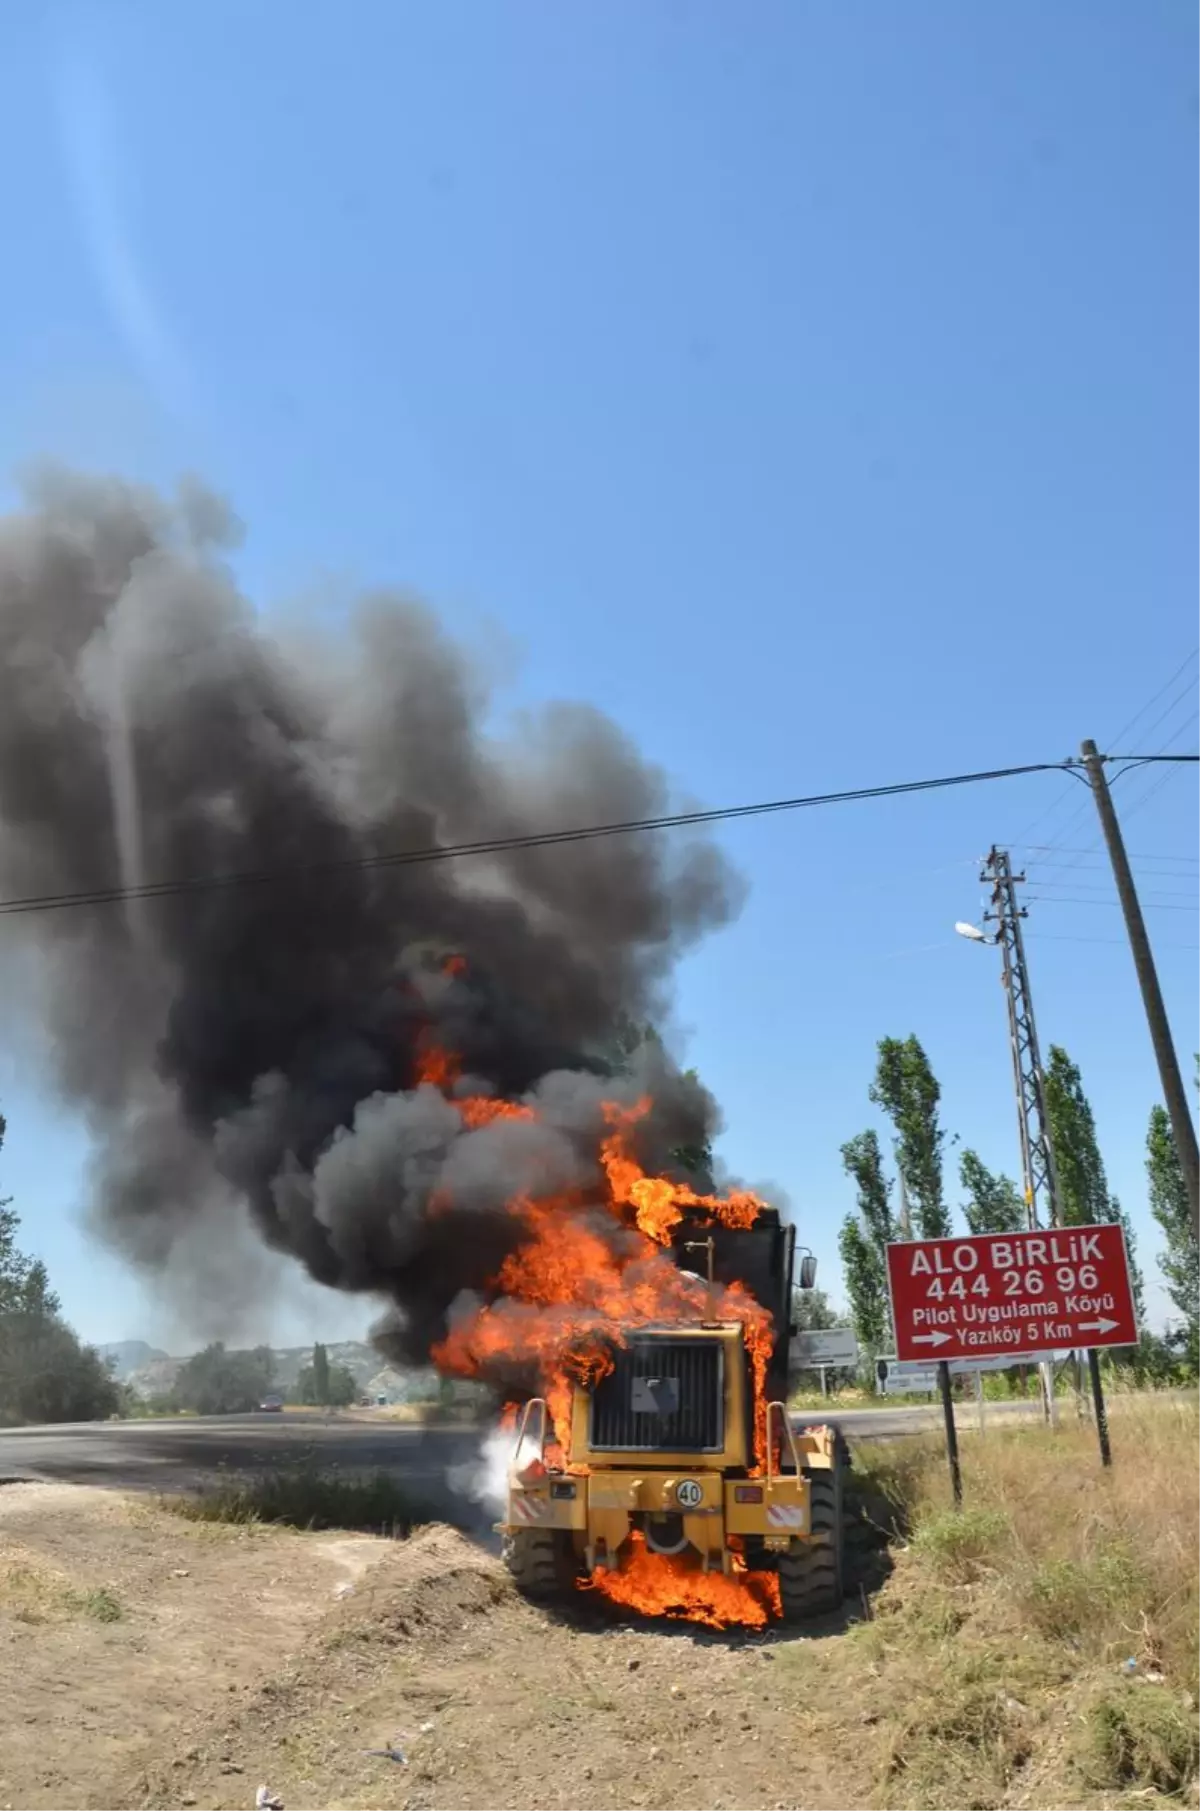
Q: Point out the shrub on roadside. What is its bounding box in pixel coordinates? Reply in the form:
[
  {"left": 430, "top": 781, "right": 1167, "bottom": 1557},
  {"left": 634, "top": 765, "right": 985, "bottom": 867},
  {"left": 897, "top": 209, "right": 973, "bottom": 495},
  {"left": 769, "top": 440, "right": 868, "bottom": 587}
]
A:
[
  {"left": 1076, "top": 1683, "right": 1199, "bottom": 1797},
  {"left": 165, "top": 1467, "right": 429, "bottom": 1535}
]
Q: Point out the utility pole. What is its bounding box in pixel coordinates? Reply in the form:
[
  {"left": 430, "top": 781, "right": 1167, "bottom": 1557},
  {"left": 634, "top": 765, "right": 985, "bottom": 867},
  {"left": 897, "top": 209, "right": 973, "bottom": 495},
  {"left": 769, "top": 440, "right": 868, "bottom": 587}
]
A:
[
  {"left": 982, "top": 850, "right": 1059, "bottom": 1231},
  {"left": 979, "top": 847, "right": 1060, "bottom": 1427},
  {"left": 1080, "top": 740, "right": 1200, "bottom": 1242}
]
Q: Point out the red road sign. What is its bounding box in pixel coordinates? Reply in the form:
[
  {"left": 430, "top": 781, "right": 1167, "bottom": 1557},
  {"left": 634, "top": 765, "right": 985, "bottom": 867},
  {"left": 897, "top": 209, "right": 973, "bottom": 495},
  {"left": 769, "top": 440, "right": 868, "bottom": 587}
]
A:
[{"left": 886, "top": 1224, "right": 1138, "bottom": 1364}]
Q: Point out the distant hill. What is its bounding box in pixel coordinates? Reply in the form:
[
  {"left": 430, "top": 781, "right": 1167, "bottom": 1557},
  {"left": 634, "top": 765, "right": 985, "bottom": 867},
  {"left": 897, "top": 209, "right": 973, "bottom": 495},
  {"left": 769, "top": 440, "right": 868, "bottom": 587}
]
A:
[
  {"left": 104, "top": 1337, "right": 442, "bottom": 1405},
  {"left": 96, "top": 1340, "right": 172, "bottom": 1380}
]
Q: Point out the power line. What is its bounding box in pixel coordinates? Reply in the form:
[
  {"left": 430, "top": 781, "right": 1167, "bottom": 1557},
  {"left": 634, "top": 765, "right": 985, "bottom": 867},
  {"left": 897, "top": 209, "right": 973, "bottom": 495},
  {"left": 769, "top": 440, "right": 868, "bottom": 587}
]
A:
[
  {"left": 1015, "top": 855, "right": 1199, "bottom": 878},
  {"left": 1097, "top": 648, "right": 1199, "bottom": 755},
  {"left": 1015, "top": 652, "right": 1199, "bottom": 864},
  {"left": 1110, "top": 719, "right": 1200, "bottom": 830},
  {"left": 1018, "top": 844, "right": 1199, "bottom": 866},
  {"left": 1009, "top": 647, "right": 1198, "bottom": 852},
  {"left": 1026, "top": 893, "right": 1198, "bottom": 913},
  {"left": 0, "top": 758, "right": 1075, "bottom": 919},
  {"left": 1027, "top": 931, "right": 1200, "bottom": 952},
  {"left": 1029, "top": 875, "right": 1198, "bottom": 897},
  {"left": 1114, "top": 662, "right": 1200, "bottom": 753}
]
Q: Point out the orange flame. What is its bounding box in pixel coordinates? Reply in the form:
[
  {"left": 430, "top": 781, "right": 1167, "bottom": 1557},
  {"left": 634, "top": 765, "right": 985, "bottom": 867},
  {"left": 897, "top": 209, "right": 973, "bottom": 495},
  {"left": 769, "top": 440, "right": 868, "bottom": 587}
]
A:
[
  {"left": 415, "top": 1038, "right": 461, "bottom": 1090},
  {"left": 582, "top": 1532, "right": 781, "bottom": 1629},
  {"left": 600, "top": 1100, "right": 765, "bottom": 1244},
  {"left": 421, "top": 1041, "right": 781, "bottom": 1622},
  {"left": 416, "top": 1037, "right": 537, "bottom": 1130}
]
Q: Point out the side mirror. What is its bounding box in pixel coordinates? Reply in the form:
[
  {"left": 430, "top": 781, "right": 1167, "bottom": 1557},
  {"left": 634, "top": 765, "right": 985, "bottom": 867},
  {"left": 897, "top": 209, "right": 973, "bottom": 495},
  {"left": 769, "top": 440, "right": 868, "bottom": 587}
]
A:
[{"left": 798, "top": 1254, "right": 817, "bottom": 1290}]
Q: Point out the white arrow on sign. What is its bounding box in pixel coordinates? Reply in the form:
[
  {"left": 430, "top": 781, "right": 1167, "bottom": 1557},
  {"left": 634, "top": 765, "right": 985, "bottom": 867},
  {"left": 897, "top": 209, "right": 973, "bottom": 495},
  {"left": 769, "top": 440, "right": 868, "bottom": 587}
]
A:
[
  {"left": 911, "top": 1330, "right": 952, "bottom": 1347},
  {"left": 1077, "top": 1316, "right": 1120, "bottom": 1336}
]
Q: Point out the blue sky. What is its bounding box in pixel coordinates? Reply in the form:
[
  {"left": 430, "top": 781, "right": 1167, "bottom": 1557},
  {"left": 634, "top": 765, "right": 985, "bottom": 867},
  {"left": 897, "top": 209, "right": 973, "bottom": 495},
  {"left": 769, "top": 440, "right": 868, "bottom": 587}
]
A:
[{"left": 0, "top": 1, "right": 1195, "bottom": 1352}]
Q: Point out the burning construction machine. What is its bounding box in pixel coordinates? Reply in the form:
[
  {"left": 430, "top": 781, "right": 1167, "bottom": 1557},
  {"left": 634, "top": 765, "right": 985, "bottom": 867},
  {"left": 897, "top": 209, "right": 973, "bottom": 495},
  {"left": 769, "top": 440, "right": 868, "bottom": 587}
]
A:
[{"left": 497, "top": 1207, "right": 846, "bottom": 1621}]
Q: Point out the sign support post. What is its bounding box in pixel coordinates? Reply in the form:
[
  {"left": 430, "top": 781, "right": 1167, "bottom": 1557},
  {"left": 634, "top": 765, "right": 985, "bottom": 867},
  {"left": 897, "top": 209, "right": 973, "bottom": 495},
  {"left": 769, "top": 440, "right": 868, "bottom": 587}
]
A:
[
  {"left": 1086, "top": 1348, "right": 1112, "bottom": 1467},
  {"left": 937, "top": 1360, "right": 963, "bottom": 1506}
]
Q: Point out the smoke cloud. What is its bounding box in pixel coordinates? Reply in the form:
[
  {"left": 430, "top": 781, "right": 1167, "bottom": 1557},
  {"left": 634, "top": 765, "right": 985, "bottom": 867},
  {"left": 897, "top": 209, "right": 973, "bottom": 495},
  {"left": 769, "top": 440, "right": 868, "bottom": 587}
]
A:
[{"left": 0, "top": 470, "right": 745, "bottom": 1366}]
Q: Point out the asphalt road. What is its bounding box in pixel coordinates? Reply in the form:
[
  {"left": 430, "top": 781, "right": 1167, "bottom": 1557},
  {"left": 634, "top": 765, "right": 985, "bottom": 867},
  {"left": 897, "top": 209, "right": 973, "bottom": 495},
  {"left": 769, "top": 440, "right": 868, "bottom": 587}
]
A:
[
  {"left": 0, "top": 1411, "right": 486, "bottom": 1520},
  {"left": 0, "top": 1397, "right": 1042, "bottom": 1506},
  {"left": 795, "top": 1397, "right": 1042, "bottom": 1441}
]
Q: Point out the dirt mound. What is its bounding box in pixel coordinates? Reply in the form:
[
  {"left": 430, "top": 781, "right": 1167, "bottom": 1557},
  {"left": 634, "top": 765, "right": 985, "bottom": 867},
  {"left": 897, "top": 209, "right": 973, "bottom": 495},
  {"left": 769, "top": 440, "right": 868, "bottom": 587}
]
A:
[{"left": 324, "top": 1522, "right": 513, "bottom": 1647}]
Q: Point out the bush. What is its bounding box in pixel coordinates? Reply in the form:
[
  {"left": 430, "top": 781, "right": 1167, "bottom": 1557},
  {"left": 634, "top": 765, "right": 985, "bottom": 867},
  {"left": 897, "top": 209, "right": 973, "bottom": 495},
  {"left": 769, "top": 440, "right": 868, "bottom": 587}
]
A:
[
  {"left": 912, "top": 1507, "right": 1012, "bottom": 1583},
  {"left": 1023, "top": 1547, "right": 1149, "bottom": 1651},
  {"left": 1077, "top": 1684, "right": 1199, "bottom": 1796},
  {"left": 0, "top": 1309, "right": 121, "bottom": 1425},
  {"left": 1, "top": 1175, "right": 122, "bottom": 1426},
  {"left": 170, "top": 1342, "right": 274, "bottom": 1415},
  {"left": 165, "top": 1467, "right": 429, "bottom": 1534}
]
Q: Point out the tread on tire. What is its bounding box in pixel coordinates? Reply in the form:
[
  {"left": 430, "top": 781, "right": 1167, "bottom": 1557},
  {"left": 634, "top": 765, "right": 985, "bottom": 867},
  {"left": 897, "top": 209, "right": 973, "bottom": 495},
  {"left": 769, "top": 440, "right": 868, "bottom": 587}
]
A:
[
  {"left": 502, "top": 1527, "right": 577, "bottom": 1603},
  {"left": 777, "top": 1466, "right": 845, "bottom": 1621}
]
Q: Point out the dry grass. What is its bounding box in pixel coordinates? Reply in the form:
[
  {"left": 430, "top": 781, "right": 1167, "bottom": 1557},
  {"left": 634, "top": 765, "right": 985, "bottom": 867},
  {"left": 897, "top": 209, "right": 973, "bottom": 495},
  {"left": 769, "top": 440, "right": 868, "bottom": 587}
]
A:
[
  {"left": 162, "top": 1467, "right": 431, "bottom": 1535},
  {"left": 0, "top": 1556, "right": 124, "bottom": 1626},
  {"left": 844, "top": 1391, "right": 1199, "bottom": 1807}
]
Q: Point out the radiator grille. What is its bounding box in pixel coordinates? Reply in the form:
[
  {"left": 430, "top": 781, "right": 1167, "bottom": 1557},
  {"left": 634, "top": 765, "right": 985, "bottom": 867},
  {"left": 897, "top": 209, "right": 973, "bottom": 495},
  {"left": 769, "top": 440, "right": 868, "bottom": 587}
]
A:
[{"left": 589, "top": 1339, "right": 724, "bottom": 1452}]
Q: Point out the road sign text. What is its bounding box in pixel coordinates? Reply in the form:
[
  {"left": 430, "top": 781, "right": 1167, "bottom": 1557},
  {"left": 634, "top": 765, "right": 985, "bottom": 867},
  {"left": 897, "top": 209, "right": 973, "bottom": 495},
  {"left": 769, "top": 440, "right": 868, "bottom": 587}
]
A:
[{"left": 886, "top": 1225, "right": 1138, "bottom": 1364}]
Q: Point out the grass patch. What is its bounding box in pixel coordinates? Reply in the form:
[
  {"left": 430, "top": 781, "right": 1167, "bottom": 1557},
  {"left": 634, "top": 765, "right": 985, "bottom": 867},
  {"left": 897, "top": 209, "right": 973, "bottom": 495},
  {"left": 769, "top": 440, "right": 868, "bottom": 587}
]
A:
[
  {"left": 864, "top": 1392, "right": 1200, "bottom": 1692},
  {"left": 1022, "top": 1546, "right": 1149, "bottom": 1650},
  {"left": 840, "top": 1392, "right": 1199, "bottom": 1807},
  {"left": 911, "top": 1506, "right": 1012, "bottom": 1583},
  {"left": 884, "top": 1679, "right": 1032, "bottom": 1810},
  {"left": 70, "top": 1584, "right": 124, "bottom": 1623},
  {"left": 1076, "top": 1682, "right": 1200, "bottom": 1797},
  {"left": 0, "top": 1560, "right": 62, "bottom": 1624},
  {"left": 1, "top": 1561, "right": 124, "bottom": 1625},
  {"left": 164, "top": 1468, "right": 430, "bottom": 1535}
]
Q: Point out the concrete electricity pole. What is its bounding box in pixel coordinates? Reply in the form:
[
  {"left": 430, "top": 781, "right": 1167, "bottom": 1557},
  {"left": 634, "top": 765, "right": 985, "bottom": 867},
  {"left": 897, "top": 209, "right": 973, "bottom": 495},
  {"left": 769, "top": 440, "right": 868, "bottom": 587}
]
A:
[{"left": 1080, "top": 740, "right": 1199, "bottom": 1243}]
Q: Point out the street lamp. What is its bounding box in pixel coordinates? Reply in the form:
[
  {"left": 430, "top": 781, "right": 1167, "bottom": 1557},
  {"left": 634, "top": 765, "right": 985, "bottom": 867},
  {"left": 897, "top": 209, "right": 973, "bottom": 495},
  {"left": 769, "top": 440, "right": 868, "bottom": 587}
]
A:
[{"left": 954, "top": 920, "right": 996, "bottom": 945}]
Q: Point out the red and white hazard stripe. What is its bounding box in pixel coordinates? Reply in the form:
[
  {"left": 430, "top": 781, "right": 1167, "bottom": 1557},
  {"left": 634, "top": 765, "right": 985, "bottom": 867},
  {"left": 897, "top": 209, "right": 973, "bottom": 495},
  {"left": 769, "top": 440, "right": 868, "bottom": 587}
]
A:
[
  {"left": 765, "top": 1502, "right": 806, "bottom": 1528},
  {"left": 511, "top": 1494, "right": 550, "bottom": 1523}
]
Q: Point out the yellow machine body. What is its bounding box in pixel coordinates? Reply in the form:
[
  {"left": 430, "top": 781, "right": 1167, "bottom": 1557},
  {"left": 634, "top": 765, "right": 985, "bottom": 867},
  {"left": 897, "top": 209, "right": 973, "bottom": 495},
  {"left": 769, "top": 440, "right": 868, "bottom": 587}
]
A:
[{"left": 498, "top": 1324, "right": 839, "bottom": 1575}]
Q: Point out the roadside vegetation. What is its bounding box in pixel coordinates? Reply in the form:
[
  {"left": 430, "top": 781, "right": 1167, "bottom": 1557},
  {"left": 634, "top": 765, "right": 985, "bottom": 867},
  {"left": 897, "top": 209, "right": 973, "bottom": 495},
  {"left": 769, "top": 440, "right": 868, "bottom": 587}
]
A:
[
  {"left": 1, "top": 1111, "right": 122, "bottom": 1427},
  {"left": 0, "top": 1557, "right": 124, "bottom": 1626},
  {"left": 840, "top": 1389, "right": 1199, "bottom": 1807},
  {"left": 163, "top": 1466, "right": 430, "bottom": 1535}
]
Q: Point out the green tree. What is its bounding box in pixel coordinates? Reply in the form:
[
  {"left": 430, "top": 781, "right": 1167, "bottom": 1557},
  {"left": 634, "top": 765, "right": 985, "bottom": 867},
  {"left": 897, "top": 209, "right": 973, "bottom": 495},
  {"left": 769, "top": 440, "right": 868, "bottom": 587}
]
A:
[
  {"left": 670, "top": 1068, "right": 715, "bottom": 1181},
  {"left": 171, "top": 1343, "right": 274, "bottom": 1415},
  {"left": 839, "top": 1130, "right": 893, "bottom": 1363},
  {"left": 326, "top": 1363, "right": 358, "bottom": 1407},
  {"left": 958, "top": 1150, "right": 1026, "bottom": 1236},
  {"left": 1044, "top": 1045, "right": 1145, "bottom": 1337},
  {"left": 790, "top": 1285, "right": 847, "bottom": 1334},
  {"left": 1044, "top": 1045, "right": 1110, "bottom": 1227},
  {"left": 1106, "top": 1197, "right": 1146, "bottom": 1326},
  {"left": 869, "top": 1036, "right": 951, "bottom": 1237},
  {"left": 1146, "top": 1104, "right": 1199, "bottom": 1372},
  {"left": 1, "top": 1139, "right": 62, "bottom": 1321},
  {"left": 0, "top": 1109, "right": 119, "bottom": 1426},
  {"left": 294, "top": 1350, "right": 357, "bottom": 1407},
  {"left": 312, "top": 1341, "right": 331, "bottom": 1407},
  {"left": 837, "top": 1221, "right": 888, "bottom": 1358},
  {"left": 840, "top": 1130, "right": 893, "bottom": 1251},
  {"left": 604, "top": 1023, "right": 715, "bottom": 1180}
]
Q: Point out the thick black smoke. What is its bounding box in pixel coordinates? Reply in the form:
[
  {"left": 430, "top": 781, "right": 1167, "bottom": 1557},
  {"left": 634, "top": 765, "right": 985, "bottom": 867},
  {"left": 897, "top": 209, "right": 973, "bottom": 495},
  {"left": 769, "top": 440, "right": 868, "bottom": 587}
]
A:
[{"left": 0, "top": 470, "right": 745, "bottom": 1362}]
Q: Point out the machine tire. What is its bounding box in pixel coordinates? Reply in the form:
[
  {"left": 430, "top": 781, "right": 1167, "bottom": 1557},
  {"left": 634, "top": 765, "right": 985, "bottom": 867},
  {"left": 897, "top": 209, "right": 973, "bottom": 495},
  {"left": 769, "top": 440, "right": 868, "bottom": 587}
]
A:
[
  {"left": 777, "top": 1465, "right": 845, "bottom": 1621},
  {"left": 502, "top": 1527, "right": 577, "bottom": 1603}
]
